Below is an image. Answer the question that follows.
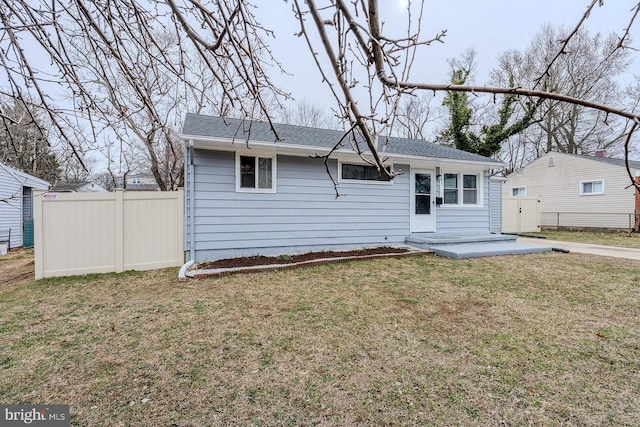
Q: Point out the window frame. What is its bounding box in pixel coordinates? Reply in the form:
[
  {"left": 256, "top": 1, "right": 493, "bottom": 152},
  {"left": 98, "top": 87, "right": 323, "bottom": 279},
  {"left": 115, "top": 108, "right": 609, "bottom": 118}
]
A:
[
  {"left": 440, "top": 172, "right": 482, "bottom": 207},
  {"left": 462, "top": 174, "right": 479, "bottom": 205},
  {"left": 235, "top": 152, "right": 277, "bottom": 193},
  {"left": 510, "top": 186, "right": 527, "bottom": 196},
  {"left": 338, "top": 161, "right": 394, "bottom": 184},
  {"left": 579, "top": 179, "right": 604, "bottom": 196},
  {"left": 442, "top": 173, "right": 459, "bottom": 205}
]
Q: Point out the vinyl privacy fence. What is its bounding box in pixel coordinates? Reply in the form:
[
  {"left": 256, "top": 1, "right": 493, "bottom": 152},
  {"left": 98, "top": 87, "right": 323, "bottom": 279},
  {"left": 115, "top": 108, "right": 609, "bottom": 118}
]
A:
[
  {"left": 502, "top": 196, "right": 541, "bottom": 234},
  {"left": 34, "top": 189, "right": 184, "bottom": 279}
]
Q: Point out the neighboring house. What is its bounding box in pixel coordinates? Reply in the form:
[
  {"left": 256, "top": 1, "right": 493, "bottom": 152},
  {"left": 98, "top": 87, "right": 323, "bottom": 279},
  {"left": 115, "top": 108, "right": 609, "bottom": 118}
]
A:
[
  {"left": 503, "top": 151, "right": 640, "bottom": 231},
  {"left": 126, "top": 174, "right": 160, "bottom": 191},
  {"left": 181, "top": 113, "right": 505, "bottom": 262},
  {"left": 50, "top": 181, "right": 109, "bottom": 193},
  {"left": 0, "top": 161, "right": 50, "bottom": 249}
]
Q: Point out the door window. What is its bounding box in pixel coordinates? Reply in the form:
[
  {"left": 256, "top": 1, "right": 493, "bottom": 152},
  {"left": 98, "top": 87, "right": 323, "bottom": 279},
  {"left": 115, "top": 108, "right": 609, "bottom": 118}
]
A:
[{"left": 415, "top": 173, "right": 431, "bottom": 215}]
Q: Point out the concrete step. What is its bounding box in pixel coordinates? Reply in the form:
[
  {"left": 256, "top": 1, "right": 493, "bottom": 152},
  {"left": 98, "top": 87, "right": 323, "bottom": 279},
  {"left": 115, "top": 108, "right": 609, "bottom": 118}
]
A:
[
  {"left": 430, "top": 241, "right": 552, "bottom": 259},
  {"left": 405, "top": 233, "right": 516, "bottom": 249}
]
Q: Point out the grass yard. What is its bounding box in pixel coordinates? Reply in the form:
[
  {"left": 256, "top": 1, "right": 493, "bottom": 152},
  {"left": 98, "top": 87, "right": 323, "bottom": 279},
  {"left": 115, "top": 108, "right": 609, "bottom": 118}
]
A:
[
  {"left": 1, "top": 252, "right": 639, "bottom": 426},
  {"left": 532, "top": 230, "right": 640, "bottom": 249}
]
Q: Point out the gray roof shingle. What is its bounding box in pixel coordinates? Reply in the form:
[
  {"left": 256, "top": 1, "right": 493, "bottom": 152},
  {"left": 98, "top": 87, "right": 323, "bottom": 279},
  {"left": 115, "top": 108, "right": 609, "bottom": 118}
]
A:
[{"left": 181, "top": 113, "right": 503, "bottom": 165}]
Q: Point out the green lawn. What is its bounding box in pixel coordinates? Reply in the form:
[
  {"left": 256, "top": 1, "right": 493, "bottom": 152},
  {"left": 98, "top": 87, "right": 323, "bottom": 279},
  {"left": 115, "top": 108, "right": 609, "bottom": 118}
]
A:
[
  {"left": 1, "top": 252, "right": 639, "bottom": 426},
  {"left": 531, "top": 230, "right": 640, "bottom": 248}
]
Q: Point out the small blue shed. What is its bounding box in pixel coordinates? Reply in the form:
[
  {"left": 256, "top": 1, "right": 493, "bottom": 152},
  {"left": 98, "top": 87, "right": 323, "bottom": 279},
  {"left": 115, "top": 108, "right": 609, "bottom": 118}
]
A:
[{"left": 180, "top": 114, "right": 505, "bottom": 262}]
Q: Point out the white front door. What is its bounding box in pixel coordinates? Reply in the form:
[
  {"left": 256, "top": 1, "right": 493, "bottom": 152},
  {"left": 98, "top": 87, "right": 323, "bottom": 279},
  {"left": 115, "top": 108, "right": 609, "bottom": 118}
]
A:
[{"left": 410, "top": 169, "right": 435, "bottom": 232}]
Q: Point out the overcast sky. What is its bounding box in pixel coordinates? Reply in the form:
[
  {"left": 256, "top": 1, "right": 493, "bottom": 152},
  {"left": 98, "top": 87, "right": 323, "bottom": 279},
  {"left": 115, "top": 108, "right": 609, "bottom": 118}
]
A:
[{"left": 256, "top": 0, "right": 639, "bottom": 109}]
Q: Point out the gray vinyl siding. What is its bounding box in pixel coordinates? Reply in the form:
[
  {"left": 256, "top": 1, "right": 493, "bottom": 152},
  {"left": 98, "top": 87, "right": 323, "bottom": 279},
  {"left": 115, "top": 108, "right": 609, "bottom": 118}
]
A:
[
  {"left": 187, "top": 149, "right": 410, "bottom": 261},
  {"left": 435, "top": 171, "right": 491, "bottom": 234},
  {"left": 489, "top": 178, "right": 503, "bottom": 233}
]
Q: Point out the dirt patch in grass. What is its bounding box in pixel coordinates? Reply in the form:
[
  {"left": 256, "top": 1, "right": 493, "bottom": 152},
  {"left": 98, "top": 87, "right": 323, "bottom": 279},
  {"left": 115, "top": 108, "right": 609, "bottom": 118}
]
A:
[
  {"left": 0, "top": 248, "right": 34, "bottom": 292},
  {"left": 197, "top": 246, "right": 411, "bottom": 269}
]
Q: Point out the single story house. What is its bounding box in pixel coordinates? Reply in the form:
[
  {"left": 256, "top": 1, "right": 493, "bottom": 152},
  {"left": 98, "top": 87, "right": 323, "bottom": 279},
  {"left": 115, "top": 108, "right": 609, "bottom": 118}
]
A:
[
  {"left": 503, "top": 151, "right": 640, "bottom": 231},
  {"left": 50, "top": 180, "right": 109, "bottom": 193},
  {"left": 126, "top": 174, "right": 160, "bottom": 191},
  {"left": 181, "top": 113, "right": 506, "bottom": 262},
  {"left": 0, "top": 161, "right": 50, "bottom": 249}
]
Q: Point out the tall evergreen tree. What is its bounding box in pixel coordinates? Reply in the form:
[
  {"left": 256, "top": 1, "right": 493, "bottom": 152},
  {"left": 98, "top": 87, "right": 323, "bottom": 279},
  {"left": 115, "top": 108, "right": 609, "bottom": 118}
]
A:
[{"left": 0, "top": 99, "right": 61, "bottom": 183}]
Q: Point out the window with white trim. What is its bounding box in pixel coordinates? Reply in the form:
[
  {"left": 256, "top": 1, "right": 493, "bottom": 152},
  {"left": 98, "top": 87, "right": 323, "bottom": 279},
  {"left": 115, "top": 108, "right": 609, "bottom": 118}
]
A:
[
  {"left": 340, "top": 162, "right": 392, "bottom": 182},
  {"left": 463, "top": 175, "right": 478, "bottom": 204},
  {"left": 442, "top": 173, "right": 480, "bottom": 205},
  {"left": 443, "top": 173, "right": 458, "bottom": 204},
  {"left": 236, "top": 153, "right": 276, "bottom": 192},
  {"left": 510, "top": 186, "right": 527, "bottom": 196},
  {"left": 580, "top": 179, "right": 604, "bottom": 195}
]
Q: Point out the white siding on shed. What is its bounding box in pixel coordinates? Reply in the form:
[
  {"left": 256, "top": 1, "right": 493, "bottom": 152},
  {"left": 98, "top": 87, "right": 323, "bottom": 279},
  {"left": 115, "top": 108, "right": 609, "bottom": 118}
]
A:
[
  {"left": 0, "top": 162, "right": 49, "bottom": 248},
  {"left": 0, "top": 166, "right": 22, "bottom": 248}
]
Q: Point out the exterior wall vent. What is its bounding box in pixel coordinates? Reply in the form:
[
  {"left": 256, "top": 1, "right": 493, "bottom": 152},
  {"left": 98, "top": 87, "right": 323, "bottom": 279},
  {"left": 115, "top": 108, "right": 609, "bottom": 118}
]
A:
[{"left": 547, "top": 156, "right": 555, "bottom": 167}]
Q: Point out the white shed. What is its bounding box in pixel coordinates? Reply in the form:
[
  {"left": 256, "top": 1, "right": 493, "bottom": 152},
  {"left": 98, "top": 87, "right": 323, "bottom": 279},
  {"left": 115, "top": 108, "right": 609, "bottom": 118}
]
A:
[{"left": 0, "top": 161, "right": 50, "bottom": 249}]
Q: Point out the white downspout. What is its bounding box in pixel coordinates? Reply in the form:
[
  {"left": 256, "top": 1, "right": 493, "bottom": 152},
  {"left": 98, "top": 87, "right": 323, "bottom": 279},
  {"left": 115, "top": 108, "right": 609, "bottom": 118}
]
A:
[
  {"left": 179, "top": 139, "right": 196, "bottom": 280},
  {"left": 189, "top": 139, "right": 196, "bottom": 261}
]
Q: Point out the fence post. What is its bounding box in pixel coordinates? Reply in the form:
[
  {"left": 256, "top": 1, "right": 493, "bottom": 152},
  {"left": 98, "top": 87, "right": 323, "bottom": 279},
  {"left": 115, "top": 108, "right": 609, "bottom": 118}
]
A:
[
  {"left": 177, "top": 189, "right": 185, "bottom": 265},
  {"left": 115, "top": 189, "right": 124, "bottom": 273},
  {"left": 34, "top": 190, "right": 44, "bottom": 280}
]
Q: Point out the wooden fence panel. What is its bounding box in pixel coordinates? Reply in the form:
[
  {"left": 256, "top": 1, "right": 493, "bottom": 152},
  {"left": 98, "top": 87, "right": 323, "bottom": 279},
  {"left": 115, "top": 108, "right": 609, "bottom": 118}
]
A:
[{"left": 34, "top": 189, "right": 184, "bottom": 279}]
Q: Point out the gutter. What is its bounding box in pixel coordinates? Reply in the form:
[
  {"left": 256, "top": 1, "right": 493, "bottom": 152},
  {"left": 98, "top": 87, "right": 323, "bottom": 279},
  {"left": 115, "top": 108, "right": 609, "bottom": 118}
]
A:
[{"left": 179, "top": 134, "right": 506, "bottom": 168}]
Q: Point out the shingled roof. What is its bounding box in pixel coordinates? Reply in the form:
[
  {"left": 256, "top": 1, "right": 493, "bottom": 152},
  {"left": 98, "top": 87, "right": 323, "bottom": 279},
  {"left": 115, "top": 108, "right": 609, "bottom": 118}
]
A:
[
  {"left": 181, "top": 113, "right": 504, "bottom": 166},
  {"left": 563, "top": 152, "right": 640, "bottom": 171}
]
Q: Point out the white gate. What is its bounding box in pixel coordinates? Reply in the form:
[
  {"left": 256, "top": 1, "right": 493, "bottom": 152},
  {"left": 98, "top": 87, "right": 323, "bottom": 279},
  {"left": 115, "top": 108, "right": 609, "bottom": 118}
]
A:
[{"left": 502, "top": 196, "right": 541, "bottom": 233}]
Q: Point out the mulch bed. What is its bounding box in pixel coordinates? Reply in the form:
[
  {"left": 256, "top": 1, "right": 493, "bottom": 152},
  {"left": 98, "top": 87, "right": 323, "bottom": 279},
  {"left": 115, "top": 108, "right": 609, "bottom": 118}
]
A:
[{"left": 197, "top": 246, "right": 411, "bottom": 270}]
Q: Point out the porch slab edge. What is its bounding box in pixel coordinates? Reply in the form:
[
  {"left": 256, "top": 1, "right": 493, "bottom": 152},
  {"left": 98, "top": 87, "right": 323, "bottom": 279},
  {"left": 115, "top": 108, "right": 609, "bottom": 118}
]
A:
[{"left": 429, "top": 242, "right": 552, "bottom": 259}]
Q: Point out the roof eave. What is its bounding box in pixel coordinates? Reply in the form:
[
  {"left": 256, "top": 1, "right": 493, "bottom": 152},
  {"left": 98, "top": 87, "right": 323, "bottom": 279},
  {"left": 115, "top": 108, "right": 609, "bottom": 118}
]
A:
[
  {"left": 383, "top": 152, "right": 506, "bottom": 168},
  {"left": 181, "top": 134, "right": 505, "bottom": 168},
  {"left": 0, "top": 161, "right": 50, "bottom": 189}
]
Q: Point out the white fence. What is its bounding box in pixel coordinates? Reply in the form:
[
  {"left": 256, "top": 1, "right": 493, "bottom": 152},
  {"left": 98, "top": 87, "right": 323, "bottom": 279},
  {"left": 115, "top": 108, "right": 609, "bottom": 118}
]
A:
[
  {"left": 502, "top": 196, "right": 541, "bottom": 234},
  {"left": 34, "top": 189, "right": 184, "bottom": 279}
]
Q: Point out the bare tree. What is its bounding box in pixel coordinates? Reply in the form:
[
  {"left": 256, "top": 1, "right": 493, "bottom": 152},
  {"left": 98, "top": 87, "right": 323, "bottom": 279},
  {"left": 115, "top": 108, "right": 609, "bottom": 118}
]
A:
[
  {"left": 2, "top": 0, "right": 640, "bottom": 188},
  {"left": 0, "top": 0, "right": 289, "bottom": 189},
  {"left": 290, "top": 0, "right": 639, "bottom": 186},
  {"left": 395, "top": 93, "right": 439, "bottom": 140},
  {"left": 279, "top": 99, "right": 338, "bottom": 129},
  {"left": 59, "top": 155, "right": 95, "bottom": 185},
  {"left": 491, "top": 25, "right": 634, "bottom": 169}
]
